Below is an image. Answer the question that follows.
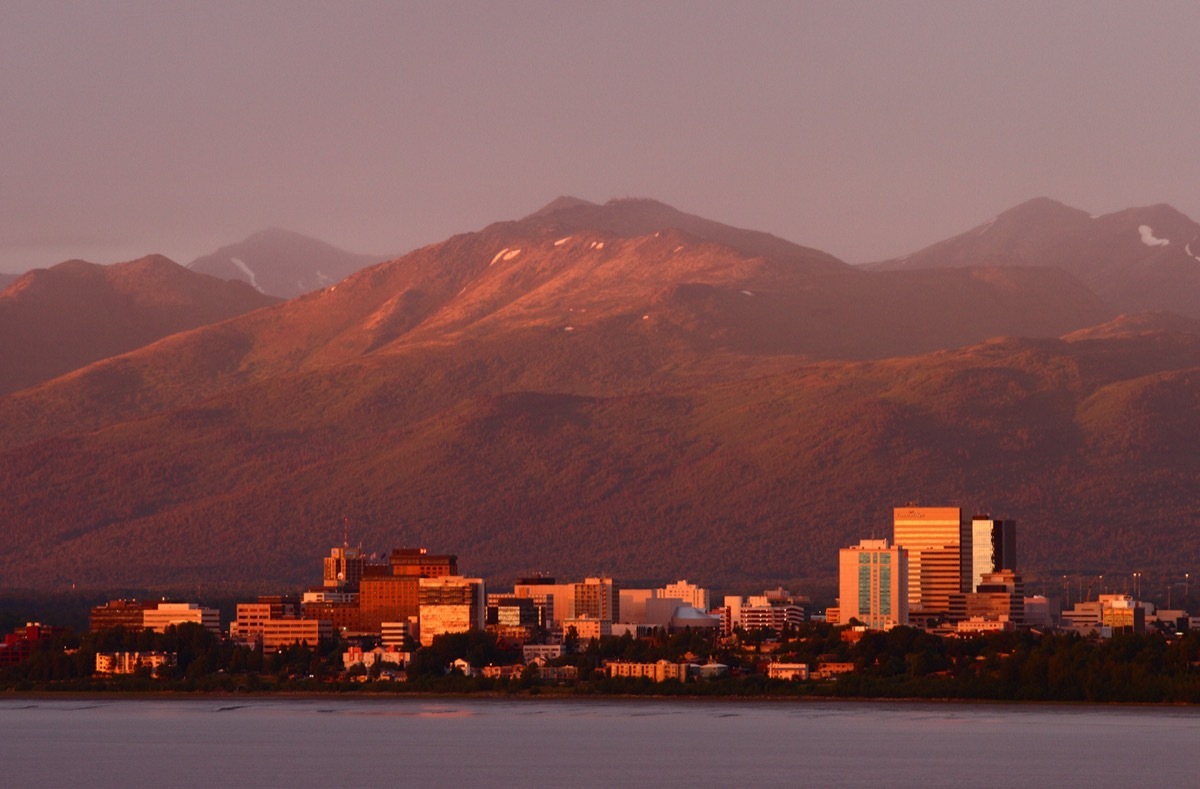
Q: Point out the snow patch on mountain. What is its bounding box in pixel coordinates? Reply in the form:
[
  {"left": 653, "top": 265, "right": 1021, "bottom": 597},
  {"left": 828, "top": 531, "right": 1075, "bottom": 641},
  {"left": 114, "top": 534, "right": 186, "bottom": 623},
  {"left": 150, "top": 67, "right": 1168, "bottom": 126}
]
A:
[
  {"left": 490, "top": 248, "right": 523, "bottom": 266},
  {"left": 554, "top": 237, "right": 571, "bottom": 246},
  {"left": 976, "top": 217, "right": 997, "bottom": 236},
  {"left": 1139, "top": 225, "right": 1170, "bottom": 247},
  {"left": 230, "top": 257, "right": 263, "bottom": 292},
  {"left": 1186, "top": 236, "right": 1200, "bottom": 263}
]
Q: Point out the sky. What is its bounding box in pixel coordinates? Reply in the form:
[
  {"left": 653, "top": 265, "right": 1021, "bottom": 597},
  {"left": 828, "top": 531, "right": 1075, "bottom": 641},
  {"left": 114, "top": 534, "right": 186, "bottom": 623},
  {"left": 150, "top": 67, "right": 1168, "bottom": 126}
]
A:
[{"left": 3, "top": 1, "right": 1200, "bottom": 273}]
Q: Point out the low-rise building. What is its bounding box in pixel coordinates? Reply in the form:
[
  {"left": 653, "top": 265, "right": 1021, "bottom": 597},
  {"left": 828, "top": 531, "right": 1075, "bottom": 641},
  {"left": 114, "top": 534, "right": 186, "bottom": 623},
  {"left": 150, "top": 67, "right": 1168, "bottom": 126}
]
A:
[
  {"left": 95, "top": 651, "right": 175, "bottom": 676},
  {"left": 260, "top": 618, "right": 333, "bottom": 653},
  {"left": 481, "top": 664, "right": 524, "bottom": 680},
  {"left": 342, "top": 646, "right": 406, "bottom": 671},
  {"left": 956, "top": 616, "right": 1016, "bottom": 634},
  {"left": 814, "top": 662, "right": 856, "bottom": 680},
  {"left": 522, "top": 644, "right": 564, "bottom": 663},
  {"left": 232, "top": 596, "right": 300, "bottom": 647},
  {"left": 0, "top": 623, "right": 65, "bottom": 665},
  {"left": 143, "top": 602, "right": 220, "bottom": 634},
  {"left": 605, "top": 660, "right": 694, "bottom": 683},
  {"left": 766, "top": 662, "right": 810, "bottom": 681},
  {"left": 90, "top": 600, "right": 158, "bottom": 633},
  {"left": 1062, "top": 594, "right": 1149, "bottom": 635},
  {"left": 381, "top": 619, "right": 417, "bottom": 651},
  {"left": 534, "top": 664, "right": 579, "bottom": 683},
  {"left": 563, "top": 616, "right": 610, "bottom": 642}
]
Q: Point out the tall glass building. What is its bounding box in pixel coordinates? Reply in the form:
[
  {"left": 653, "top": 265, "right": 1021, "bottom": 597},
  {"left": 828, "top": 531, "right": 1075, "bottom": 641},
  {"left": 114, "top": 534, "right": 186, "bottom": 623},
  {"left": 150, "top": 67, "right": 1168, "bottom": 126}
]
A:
[
  {"left": 837, "top": 539, "right": 908, "bottom": 629},
  {"left": 968, "top": 517, "right": 1017, "bottom": 592}
]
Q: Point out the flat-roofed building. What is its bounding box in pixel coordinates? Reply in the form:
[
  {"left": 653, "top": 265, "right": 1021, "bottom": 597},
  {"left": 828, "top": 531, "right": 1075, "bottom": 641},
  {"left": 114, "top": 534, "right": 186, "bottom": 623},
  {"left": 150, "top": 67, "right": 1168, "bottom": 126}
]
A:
[
  {"left": 562, "top": 616, "right": 611, "bottom": 641},
  {"left": 1, "top": 623, "right": 65, "bottom": 665},
  {"left": 1062, "top": 594, "right": 1149, "bottom": 635},
  {"left": 605, "top": 660, "right": 692, "bottom": 683},
  {"left": 301, "top": 600, "right": 366, "bottom": 637},
  {"left": 485, "top": 596, "right": 542, "bottom": 642},
  {"left": 260, "top": 618, "right": 333, "bottom": 653},
  {"left": 358, "top": 575, "right": 420, "bottom": 634},
  {"left": 837, "top": 538, "right": 909, "bottom": 630},
  {"left": 511, "top": 577, "right": 571, "bottom": 628},
  {"left": 1101, "top": 596, "right": 1146, "bottom": 634},
  {"left": 1023, "top": 595, "right": 1054, "bottom": 627},
  {"left": 660, "top": 580, "right": 711, "bottom": 613},
  {"left": 390, "top": 548, "right": 457, "bottom": 578},
  {"left": 323, "top": 545, "right": 366, "bottom": 590},
  {"left": 232, "top": 596, "right": 300, "bottom": 646},
  {"left": 522, "top": 644, "right": 564, "bottom": 662},
  {"left": 95, "top": 651, "right": 175, "bottom": 676},
  {"left": 143, "top": 603, "right": 220, "bottom": 634},
  {"left": 767, "top": 662, "right": 810, "bottom": 681},
  {"left": 893, "top": 506, "right": 966, "bottom": 617},
  {"left": 90, "top": 600, "right": 157, "bottom": 633},
  {"left": 381, "top": 619, "right": 416, "bottom": 651},
  {"left": 618, "top": 589, "right": 656, "bottom": 624},
  {"left": 574, "top": 577, "right": 620, "bottom": 623},
  {"left": 949, "top": 571, "right": 1025, "bottom": 625},
  {"left": 418, "top": 576, "right": 485, "bottom": 647},
  {"left": 956, "top": 617, "right": 1015, "bottom": 634},
  {"left": 737, "top": 588, "right": 810, "bottom": 635},
  {"left": 968, "top": 517, "right": 1017, "bottom": 592}
]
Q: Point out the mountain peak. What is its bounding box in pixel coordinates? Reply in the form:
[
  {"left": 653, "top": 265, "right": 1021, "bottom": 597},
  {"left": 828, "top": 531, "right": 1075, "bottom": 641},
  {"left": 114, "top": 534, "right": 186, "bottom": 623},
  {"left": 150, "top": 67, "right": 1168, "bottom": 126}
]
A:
[
  {"left": 524, "top": 196, "right": 599, "bottom": 219},
  {"left": 995, "top": 197, "right": 1092, "bottom": 224},
  {"left": 512, "top": 196, "right": 846, "bottom": 271},
  {"left": 872, "top": 196, "right": 1200, "bottom": 317},
  {"left": 187, "top": 230, "right": 385, "bottom": 299}
]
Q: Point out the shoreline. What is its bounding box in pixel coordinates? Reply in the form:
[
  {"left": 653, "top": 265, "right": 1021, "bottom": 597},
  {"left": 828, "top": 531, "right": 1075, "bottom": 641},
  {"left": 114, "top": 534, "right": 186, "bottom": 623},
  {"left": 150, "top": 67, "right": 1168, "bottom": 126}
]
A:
[{"left": 3, "top": 688, "right": 1197, "bottom": 710}]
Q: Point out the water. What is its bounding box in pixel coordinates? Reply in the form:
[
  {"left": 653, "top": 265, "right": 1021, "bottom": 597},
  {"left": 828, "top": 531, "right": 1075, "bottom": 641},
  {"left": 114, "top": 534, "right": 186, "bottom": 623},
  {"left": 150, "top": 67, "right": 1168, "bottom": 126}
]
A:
[{"left": 2, "top": 697, "right": 1197, "bottom": 787}]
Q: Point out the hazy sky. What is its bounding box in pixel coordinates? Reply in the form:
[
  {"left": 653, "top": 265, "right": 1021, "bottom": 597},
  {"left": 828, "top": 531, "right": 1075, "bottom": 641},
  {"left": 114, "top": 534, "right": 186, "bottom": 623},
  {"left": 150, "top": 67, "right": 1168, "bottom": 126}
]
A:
[{"left": 3, "top": 1, "right": 1200, "bottom": 272}]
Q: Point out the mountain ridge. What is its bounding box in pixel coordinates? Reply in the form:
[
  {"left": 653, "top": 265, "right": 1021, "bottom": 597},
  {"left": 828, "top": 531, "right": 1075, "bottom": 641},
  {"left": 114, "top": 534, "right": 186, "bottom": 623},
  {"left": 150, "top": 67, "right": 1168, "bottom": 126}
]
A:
[
  {"left": 1, "top": 196, "right": 1196, "bottom": 590},
  {"left": 0, "top": 255, "right": 279, "bottom": 396},
  {"left": 187, "top": 228, "right": 387, "bottom": 299},
  {"left": 871, "top": 198, "right": 1200, "bottom": 317}
]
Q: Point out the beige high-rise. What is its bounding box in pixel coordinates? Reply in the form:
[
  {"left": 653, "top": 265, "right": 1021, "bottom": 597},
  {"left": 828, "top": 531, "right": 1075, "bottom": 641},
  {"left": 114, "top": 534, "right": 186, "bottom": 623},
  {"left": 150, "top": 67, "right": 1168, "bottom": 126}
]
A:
[
  {"left": 837, "top": 539, "right": 908, "bottom": 629},
  {"left": 892, "top": 506, "right": 965, "bottom": 616}
]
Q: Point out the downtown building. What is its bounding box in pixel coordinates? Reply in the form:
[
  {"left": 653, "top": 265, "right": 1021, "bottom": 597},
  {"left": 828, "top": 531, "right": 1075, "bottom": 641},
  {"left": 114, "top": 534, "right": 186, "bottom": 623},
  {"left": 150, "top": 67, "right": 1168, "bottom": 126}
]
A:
[
  {"left": 836, "top": 539, "right": 909, "bottom": 630},
  {"left": 418, "top": 576, "right": 485, "bottom": 647},
  {"left": 892, "top": 506, "right": 966, "bottom": 622},
  {"left": 967, "top": 516, "right": 1017, "bottom": 593}
]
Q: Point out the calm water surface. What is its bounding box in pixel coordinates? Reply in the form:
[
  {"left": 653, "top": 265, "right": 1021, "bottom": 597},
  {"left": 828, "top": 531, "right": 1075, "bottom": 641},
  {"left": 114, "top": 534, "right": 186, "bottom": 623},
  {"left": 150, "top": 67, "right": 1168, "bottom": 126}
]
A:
[{"left": 2, "top": 697, "right": 1197, "bottom": 787}]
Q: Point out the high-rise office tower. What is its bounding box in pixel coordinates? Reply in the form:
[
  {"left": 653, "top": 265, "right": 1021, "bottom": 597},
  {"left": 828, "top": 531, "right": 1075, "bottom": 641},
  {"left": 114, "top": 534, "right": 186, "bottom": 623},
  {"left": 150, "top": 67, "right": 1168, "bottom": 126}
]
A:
[
  {"left": 323, "top": 546, "right": 365, "bottom": 590},
  {"left": 893, "top": 506, "right": 965, "bottom": 616},
  {"left": 837, "top": 538, "right": 909, "bottom": 630},
  {"left": 573, "top": 577, "right": 620, "bottom": 623},
  {"left": 968, "top": 517, "right": 1016, "bottom": 592},
  {"left": 418, "top": 575, "right": 486, "bottom": 647}
]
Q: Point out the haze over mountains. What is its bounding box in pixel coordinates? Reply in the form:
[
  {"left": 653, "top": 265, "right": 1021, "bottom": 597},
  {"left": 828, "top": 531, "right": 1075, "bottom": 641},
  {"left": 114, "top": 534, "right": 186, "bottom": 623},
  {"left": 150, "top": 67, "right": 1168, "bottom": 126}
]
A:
[
  {"left": 186, "top": 228, "right": 387, "bottom": 299},
  {"left": 873, "top": 197, "right": 1200, "bottom": 318},
  {"left": 1, "top": 197, "right": 1198, "bottom": 591},
  {"left": 0, "top": 256, "right": 278, "bottom": 396}
]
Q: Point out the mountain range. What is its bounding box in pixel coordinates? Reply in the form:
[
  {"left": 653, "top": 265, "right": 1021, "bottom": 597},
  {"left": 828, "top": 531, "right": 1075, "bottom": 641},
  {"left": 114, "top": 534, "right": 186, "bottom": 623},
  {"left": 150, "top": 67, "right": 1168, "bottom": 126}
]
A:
[
  {"left": 1, "top": 197, "right": 1197, "bottom": 592},
  {"left": 0, "top": 256, "right": 278, "bottom": 396},
  {"left": 872, "top": 197, "right": 1200, "bottom": 318},
  {"left": 186, "top": 228, "right": 387, "bottom": 299}
]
